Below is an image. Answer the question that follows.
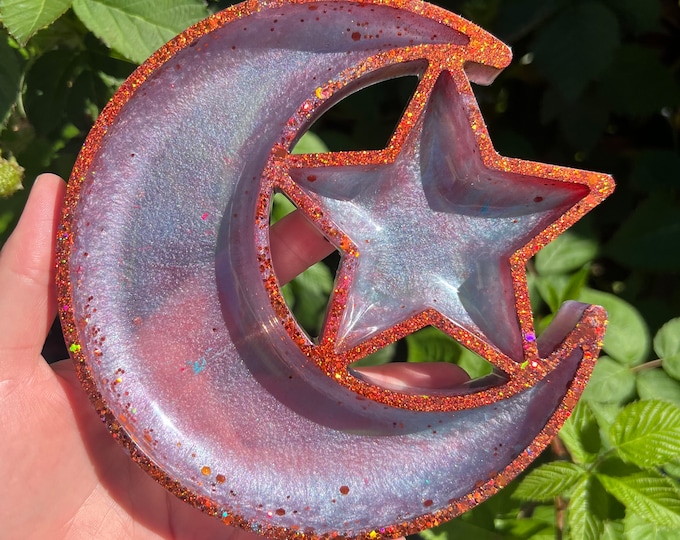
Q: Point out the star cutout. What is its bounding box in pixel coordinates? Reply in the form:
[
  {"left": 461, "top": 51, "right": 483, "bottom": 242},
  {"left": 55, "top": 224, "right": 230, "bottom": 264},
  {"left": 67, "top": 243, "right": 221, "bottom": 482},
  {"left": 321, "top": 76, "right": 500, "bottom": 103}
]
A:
[{"left": 287, "top": 72, "right": 589, "bottom": 361}]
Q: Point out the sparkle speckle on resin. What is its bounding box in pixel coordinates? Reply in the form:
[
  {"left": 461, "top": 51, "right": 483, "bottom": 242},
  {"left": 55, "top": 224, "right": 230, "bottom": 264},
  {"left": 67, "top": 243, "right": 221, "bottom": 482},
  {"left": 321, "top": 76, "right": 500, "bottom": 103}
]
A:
[{"left": 57, "top": 1, "right": 613, "bottom": 539}]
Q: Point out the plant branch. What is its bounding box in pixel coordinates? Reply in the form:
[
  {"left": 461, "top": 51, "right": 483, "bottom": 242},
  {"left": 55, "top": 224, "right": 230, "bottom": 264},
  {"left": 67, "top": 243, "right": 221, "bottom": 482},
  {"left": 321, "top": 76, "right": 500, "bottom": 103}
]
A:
[{"left": 630, "top": 359, "right": 663, "bottom": 373}]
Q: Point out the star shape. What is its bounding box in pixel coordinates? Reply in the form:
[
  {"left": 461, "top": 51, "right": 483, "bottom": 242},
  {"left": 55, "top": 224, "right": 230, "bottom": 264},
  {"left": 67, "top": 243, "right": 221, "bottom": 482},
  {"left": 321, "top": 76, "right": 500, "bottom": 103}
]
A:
[{"left": 278, "top": 61, "right": 612, "bottom": 375}]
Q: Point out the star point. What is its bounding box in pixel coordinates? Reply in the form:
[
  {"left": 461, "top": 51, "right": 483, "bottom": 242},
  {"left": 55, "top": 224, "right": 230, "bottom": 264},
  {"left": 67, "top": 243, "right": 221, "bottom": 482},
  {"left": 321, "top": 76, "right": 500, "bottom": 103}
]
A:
[{"left": 284, "top": 69, "right": 595, "bottom": 365}]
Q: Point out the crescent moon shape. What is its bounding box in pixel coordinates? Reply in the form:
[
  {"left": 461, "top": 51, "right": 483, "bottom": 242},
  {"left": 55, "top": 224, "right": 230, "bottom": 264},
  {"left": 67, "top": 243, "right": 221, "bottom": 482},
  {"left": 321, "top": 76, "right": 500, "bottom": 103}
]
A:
[{"left": 57, "top": 1, "right": 613, "bottom": 538}]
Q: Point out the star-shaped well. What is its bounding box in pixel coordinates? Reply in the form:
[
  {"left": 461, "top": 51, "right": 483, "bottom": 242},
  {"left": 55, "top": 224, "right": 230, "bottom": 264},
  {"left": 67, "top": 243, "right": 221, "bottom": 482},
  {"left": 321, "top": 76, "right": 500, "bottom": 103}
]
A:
[{"left": 287, "top": 71, "right": 595, "bottom": 363}]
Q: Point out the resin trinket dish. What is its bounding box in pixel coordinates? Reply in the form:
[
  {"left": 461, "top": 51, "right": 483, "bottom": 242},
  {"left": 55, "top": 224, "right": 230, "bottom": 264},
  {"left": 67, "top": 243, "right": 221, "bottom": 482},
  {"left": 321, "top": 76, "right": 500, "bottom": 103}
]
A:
[{"left": 57, "top": 0, "right": 614, "bottom": 538}]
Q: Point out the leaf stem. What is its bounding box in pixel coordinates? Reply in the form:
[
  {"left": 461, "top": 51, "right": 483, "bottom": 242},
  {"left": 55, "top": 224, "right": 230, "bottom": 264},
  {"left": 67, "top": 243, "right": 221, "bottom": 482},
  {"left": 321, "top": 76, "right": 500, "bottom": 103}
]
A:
[
  {"left": 630, "top": 359, "right": 663, "bottom": 373},
  {"left": 555, "top": 495, "right": 567, "bottom": 540},
  {"left": 551, "top": 435, "right": 571, "bottom": 460}
]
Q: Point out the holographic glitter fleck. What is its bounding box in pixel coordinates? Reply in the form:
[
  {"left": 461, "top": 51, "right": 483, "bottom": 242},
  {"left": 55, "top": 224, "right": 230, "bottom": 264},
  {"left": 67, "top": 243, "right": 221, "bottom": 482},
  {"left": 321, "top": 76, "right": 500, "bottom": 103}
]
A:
[{"left": 57, "top": 1, "right": 613, "bottom": 539}]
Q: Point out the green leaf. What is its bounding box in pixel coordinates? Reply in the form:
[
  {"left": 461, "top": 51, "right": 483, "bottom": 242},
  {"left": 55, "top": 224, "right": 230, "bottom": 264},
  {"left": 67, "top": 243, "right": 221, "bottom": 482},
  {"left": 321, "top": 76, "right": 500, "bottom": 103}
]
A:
[
  {"left": 663, "top": 458, "right": 680, "bottom": 481},
  {"left": 535, "top": 230, "right": 598, "bottom": 274},
  {"left": 284, "top": 260, "right": 333, "bottom": 337},
  {"left": 419, "top": 517, "right": 500, "bottom": 540},
  {"left": 536, "top": 312, "right": 553, "bottom": 336},
  {"left": 599, "top": 45, "right": 680, "bottom": 117},
  {"left": 579, "top": 288, "right": 650, "bottom": 366},
  {"left": 531, "top": 2, "right": 620, "bottom": 100},
  {"left": 0, "top": 208, "right": 14, "bottom": 236},
  {"left": 663, "top": 353, "right": 680, "bottom": 382},
  {"left": 404, "top": 328, "right": 492, "bottom": 376},
  {"left": 18, "top": 9, "right": 88, "bottom": 55},
  {"left": 456, "top": 346, "right": 493, "bottom": 379},
  {"left": 568, "top": 474, "right": 607, "bottom": 540},
  {"left": 536, "top": 270, "right": 590, "bottom": 317},
  {"left": 406, "top": 326, "right": 460, "bottom": 364},
  {"left": 610, "top": 400, "right": 680, "bottom": 468},
  {"left": 72, "top": 0, "right": 208, "bottom": 64},
  {"left": 495, "top": 501, "right": 555, "bottom": 536},
  {"left": 597, "top": 472, "right": 680, "bottom": 530},
  {"left": 581, "top": 357, "right": 636, "bottom": 405},
  {"left": 557, "top": 90, "right": 609, "bottom": 151},
  {"left": 526, "top": 269, "right": 543, "bottom": 313},
  {"left": 514, "top": 462, "right": 584, "bottom": 502},
  {"left": 64, "top": 60, "right": 113, "bottom": 130},
  {"left": 604, "top": 0, "right": 661, "bottom": 35},
  {"left": 636, "top": 370, "right": 680, "bottom": 407},
  {"left": 559, "top": 401, "right": 601, "bottom": 464},
  {"left": 598, "top": 456, "right": 643, "bottom": 479},
  {"left": 601, "top": 520, "right": 624, "bottom": 540},
  {"left": 0, "top": 32, "right": 22, "bottom": 127},
  {"left": 270, "top": 193, "right": 297, "bottom": 224},
  {"left": 495, "top": 0, "right": 563, "bottom": 43},
  {"left": 527, "top": 527, "right": 556, "bottom": 540},
  {"left": 630, "top": 150, "right": 680, "bottom": 193},
  {"left": 23, "top": 49, "right": 83, "bottom": 136},
  {"left": 497, "top": 514, "right": 555, "bottom": 539},
  {"left": 624, "top": 512, "right": 677, "bottom": 540},
  {"left": 587, "top": 401, "right": 622, "bottom": 448},
  {"left": 0, "top": 0, "right": 72, "bottom": 45},
  {"left": 654, "top": 318, "right": 680, "bottom": 359},
  {"left": 292, "top": 131, "right": 329, "bottom": 154},
  {"left": 531, "top": 503, "right": 558, "bottom": 526},
  {"left": 349, "top": 343, "right": 395, "bottom": 367},
  {"left": 0, "top": 150, "right": 24, "bottom": 197},
  {"left": 534, "top": 274, "right": 567, "bottom": 314},
  {"left": 605, "top": 194, "right": 680, "bottom": 272},
  {"left": 563, "top": 266, "right": 590, "bottom": 305},
  {"left": 456, "top": 486, "right": 514, "bottom": 532}
]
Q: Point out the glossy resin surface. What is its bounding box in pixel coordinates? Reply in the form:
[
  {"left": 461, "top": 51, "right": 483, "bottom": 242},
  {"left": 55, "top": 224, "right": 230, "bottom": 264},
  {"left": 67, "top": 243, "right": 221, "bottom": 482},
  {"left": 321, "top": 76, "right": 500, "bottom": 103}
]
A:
[{"left": 57, "top": 1, "right": 614, "bottom": 538}]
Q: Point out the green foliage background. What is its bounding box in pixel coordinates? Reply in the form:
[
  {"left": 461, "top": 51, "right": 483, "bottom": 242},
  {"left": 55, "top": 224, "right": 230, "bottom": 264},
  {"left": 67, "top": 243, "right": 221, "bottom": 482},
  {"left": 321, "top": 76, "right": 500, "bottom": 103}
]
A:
[{"left": 1, "top": 0, "right": 679, "bottom": 538}]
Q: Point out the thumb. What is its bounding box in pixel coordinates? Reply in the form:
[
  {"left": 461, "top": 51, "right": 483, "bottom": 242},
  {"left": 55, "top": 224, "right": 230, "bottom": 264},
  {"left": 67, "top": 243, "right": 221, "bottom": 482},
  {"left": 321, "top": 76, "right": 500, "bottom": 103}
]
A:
[{"left": 0, "top": 174, "right": 66, "bottom": 368}]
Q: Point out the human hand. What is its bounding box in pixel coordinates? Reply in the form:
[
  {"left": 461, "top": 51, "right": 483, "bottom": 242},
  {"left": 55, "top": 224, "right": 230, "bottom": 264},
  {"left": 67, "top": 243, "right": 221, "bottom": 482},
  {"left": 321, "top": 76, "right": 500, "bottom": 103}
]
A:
[
  {"left": 0, "top": 174, "right": 258, "bottom": 539},
  {"left": 0, "top": 174, "right": 464, "bottom": 539}
]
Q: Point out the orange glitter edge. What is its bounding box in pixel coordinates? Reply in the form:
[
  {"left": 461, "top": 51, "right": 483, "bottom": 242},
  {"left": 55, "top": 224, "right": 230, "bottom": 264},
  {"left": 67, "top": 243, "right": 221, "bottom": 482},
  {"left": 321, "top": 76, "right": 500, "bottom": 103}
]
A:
[
  {"left": 254, "top": 35, "right": 612, "bottom": 412},
  {"left": 367, "top": 308, "right": 604, "bottom": 539},
  {"left": 56, "top": 0, "right": 612, "bottom": 538},
  {"left": 55, "top": 1, "right": 305, "bottom": 537}
]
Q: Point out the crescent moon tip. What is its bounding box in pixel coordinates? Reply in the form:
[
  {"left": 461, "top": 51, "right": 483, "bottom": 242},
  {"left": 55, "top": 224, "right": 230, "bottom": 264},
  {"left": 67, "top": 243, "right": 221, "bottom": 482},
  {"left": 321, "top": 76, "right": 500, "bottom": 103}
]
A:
[{"left": 536, "top": 300, "right": 607, "bottom": 361}]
